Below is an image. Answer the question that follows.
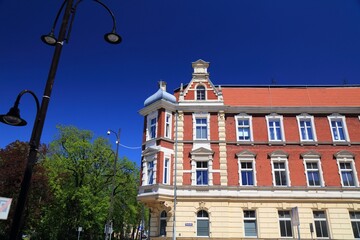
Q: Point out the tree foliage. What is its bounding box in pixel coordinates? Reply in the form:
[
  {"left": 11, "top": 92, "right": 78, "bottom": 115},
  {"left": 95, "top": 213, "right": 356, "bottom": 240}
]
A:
[
  {"left": 35, "top": 125, "right": 143, "bottom": 239},
  {"left": 0, "top": 126, "right": 143, "bottom": 240},
  {"left": 0, "top": 141, "right": 50, "bottom": 239}
]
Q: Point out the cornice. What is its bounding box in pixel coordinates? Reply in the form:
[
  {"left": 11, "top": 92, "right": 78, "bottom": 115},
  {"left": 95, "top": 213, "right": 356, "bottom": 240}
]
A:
[{"left": 139, "top": 100, "right": 360, "bottom": 116}]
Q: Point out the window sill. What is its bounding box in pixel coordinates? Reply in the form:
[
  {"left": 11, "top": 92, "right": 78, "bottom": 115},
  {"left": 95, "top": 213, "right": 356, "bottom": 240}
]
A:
[
  {"left": 268, "top": 141, "right": 286, "bottom": 146},
  {"left": 332, "top": 141, "right": 351, "bottom": 146}
]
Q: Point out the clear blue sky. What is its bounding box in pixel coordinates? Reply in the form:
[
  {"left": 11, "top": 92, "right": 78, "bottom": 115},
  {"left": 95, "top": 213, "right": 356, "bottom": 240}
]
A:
[{"left": 1, "top": 0, "right": 360, "bottom": 165}]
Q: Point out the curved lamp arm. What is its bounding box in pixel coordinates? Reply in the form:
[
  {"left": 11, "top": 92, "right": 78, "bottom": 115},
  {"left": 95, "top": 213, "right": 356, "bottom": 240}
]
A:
[
  {"left": 40, "top": 0, "right": 68, "bottom": 46},
  {"left": 0, "top": 90, "right": 40, "bottom": 126},
  {"left": 41, "top": 0, "right": 122, "bottom": 45}
]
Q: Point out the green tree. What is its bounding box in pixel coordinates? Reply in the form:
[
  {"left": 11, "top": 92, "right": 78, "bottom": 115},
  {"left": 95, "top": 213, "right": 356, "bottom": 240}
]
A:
[
  {"left": 36, "top": 125, "right": 112, "bottom": 239},
  {"left": 36, "top": 125, "right": 143, "bottom": 240}
]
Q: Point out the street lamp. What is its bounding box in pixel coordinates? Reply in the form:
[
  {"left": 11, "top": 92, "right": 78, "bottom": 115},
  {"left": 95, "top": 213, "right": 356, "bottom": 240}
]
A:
[
  {"left": 0, "top": 0, "right": 121, "bottom": 239},
  {"left": 105, "top": 129, "right": 120, "bottom": 240}
]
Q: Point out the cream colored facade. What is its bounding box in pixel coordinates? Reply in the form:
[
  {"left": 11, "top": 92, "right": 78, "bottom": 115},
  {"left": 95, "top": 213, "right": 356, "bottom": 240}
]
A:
[{"left": 138, "top": 60, "right": 360, "bottom": 240}]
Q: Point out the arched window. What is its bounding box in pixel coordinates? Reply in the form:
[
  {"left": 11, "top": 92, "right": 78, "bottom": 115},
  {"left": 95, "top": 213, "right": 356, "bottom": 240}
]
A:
[
  {"left": 160, "top": 211, "right": 167, "bottom": 236},
  {"left": 196, "top": 85, "right": 206, "bottom": 100},
  {"left": 197, "top": 210, "right": 209, "bottom": 236}
]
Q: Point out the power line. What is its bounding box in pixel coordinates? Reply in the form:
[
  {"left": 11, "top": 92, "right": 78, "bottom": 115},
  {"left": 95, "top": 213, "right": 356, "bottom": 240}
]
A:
[{"left": 119, "top": 144, "right": 141, "bottom": 150}]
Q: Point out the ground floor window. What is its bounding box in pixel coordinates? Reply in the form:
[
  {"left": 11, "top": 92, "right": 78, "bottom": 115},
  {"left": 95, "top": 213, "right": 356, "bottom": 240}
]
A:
[
  {"left": 159, "top": 211, "right": 167, "bottom": 236},
  {"left": 244, "top": 210, "right": 257, "bottom": 237},
  {"left": 197, "top": 210, "right": 209, "bottom": 237},
  {"left": 278, "top": 210, "right": 293, "bottom": 237},
  {"left": 350, "top": 211, "right": 360, "bottom": 239},
  {"left": 313, "top": 210, "right": 329, "bottom": 238}
]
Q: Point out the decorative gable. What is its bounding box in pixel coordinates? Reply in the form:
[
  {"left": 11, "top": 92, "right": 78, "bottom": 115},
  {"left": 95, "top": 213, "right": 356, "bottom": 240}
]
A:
[
  {"left": 179, "top": 59, "right": 224, "bottom": 105},
  {"left": 301, "top": 150, "right": 321, "bottom": 159},
  {"left": 236, "top": 150, "right": 257, "bottom": 158},
  {"left": 190, "top": 147, "right": 214, "bottom": 157}
]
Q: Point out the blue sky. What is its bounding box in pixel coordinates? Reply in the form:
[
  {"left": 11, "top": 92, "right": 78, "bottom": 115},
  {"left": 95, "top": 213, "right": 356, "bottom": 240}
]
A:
[{"left": 1, "top": 0, "right": 360, "bottom": 165}]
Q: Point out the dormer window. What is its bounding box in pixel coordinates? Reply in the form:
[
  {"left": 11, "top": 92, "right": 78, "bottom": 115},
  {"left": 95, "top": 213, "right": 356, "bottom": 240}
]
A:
[{"left": 196, "top": 85, "right": 206, "bottom": 100}]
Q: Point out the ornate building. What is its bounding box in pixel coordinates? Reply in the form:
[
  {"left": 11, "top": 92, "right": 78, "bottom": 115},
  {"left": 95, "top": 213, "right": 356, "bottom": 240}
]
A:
[{"left": 137, "top": 59, "right": 360, "bottom": 239}]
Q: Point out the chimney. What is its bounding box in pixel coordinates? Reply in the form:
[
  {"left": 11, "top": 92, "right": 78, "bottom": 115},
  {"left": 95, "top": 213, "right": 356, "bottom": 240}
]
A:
[{"left": 159, "top": 80, "right": 167, "bottom": 91}]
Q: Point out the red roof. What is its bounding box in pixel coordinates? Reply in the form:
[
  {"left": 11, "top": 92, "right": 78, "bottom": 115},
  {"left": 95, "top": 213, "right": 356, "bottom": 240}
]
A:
[{"left": 222, "top": 86, "right": 360, "bottom": 107}]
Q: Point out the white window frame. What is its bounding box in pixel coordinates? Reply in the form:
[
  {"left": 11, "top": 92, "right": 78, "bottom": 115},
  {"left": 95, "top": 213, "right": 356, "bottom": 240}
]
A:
[
  {"left": 270, "top": 152, "right": 291, "bottom": 187},
  {"left": 164, "top": 112, "right": 172, "bottom": 139},
  {"left": 193, "top": 113, "right": 210, "bottom": 140},
  {"left": 195, "top": 161, "right": 209, "bottom": 186},
  {"left": 266, "top": 114, "right": 285, "bottom": 142},
  {"left": 236, "top": 151, "right": 257, "bottom": 186},
  {"left": 313, "top": 210, "right": 330, "bottom": 239},
  {"left": 349, "top": 211, "right": 360, "bottom": 239},
  {"left": 304, "top": 161, "right": 323, "bottom": 187},
  {"left": 302, "top": 153, "right": 324, "bottom": 187},
  {"left": 191, "top": 148, "right": 214, "bottom": 186},
  {"left": 243, "top": 210, "right": 257, "bottom": 238},
  {"left": 196, "top": 84, "right": 206, "bottom": 100},
  {"left": 142, "top": 154, "right": 157, "bottom": 186},
  {"left": 327, "top": 114, "right": 350, "bottom": 142},
  {"left": 235, "top": 114, "right": 253, "bottom": 142},
  {"left": 197, "top": 210, "right": 209, "bottom": 237},
  {"left": 296, "top": 114, "right": 317, "bottom": 142},
  {"left": 278, "top": 210, "right": 293, "bottom": 238},
  {"left": 335, "top": 151, "right": 358, "bottom": 187},
  {"left": 146, "top": 111, "right": 158, "bottom": 141},
  {"left": 163, "top": 156, "right": 170, "bottom": 185}
]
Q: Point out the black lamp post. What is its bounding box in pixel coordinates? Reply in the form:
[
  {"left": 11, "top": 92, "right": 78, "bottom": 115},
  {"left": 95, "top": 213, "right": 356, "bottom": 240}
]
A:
[
  {"left": 105, "top": 129, "right": 120, "bottom": 240},
  {"left": 0, "top": 0, "right": 121, "bottom": 239}
]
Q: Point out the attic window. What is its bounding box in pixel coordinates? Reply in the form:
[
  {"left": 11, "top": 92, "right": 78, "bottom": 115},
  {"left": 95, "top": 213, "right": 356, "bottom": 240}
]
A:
[{"left": 196, "top": 85, "right": 206, "bottom": 100}]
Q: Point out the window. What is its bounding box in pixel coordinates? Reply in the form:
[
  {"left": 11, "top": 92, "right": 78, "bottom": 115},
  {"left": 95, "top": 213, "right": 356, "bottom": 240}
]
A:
[
  {"left": 266, "top": 115, "right": 285, "bottom": 142},
  {"left": 160, "top": 211, "right": 167, "bottom": 236},
  {"left": 147, "top": 161, "right": 154, "bottom": 184},
  {"left": 196, "top": 118, "right": 208, "bottom": 139},
  {"left": 306, "top": 162, "right": 321, "bottom": 186},
  {"left": 163, "top": 157, "right": 170, "bottom": 184},
  {"left": 146, "top": 111, "right": 158, "bottom": 140},
  {"left": 278, "top": 210, "right": 293, "bottom": 238},
  {"left": 302, "top": 152, "right": 324, "bottom": 187},
  {"left": 196, "top": 161, "right": 208, "bottom": 185},
  {"left": 142, "top": 149, "right": 158, "bottom": 186},
  {"left": 191, "top": 148, "right": 213, "bottom": 186},
  {"left": 273, "top": 162, "right": 288, "bottom": 186},
  {"left": 235, "top": 114, "right": 253, "bottom": 141},
  {"left": 244, "top": 210, "right": 257, "bottom": 237},
  {"left": 236, "top": 150, "right": 257, "bottom": 186},
  {"left": 339, "top": 162, "right": 355, "bottom": 186},
  {"left": 164, "top": 112, "right": 172, "bottom": 139},
  {"left": 150, "top": 118, "right": 157, "bottom": 138},
  {"left": 241, "top": 162, "right": 254, "bottom": 186},
  {"left": 335, "top": 151, "right": 358, "bottom": 187},
  {"left": 328, "top": 115, "right": 349, "bottom": 142},
  {"left": 197, "top": 210, "right": 209, "bottom": 236},
  {"left": 297, "top": 114, "right": 317, "bottom": 142},
  {"left": 313, "top": 211, "right": 329, "bottom": 238},
  {"left": 196, "top": 85, "right": 206, "bottom": 100},
  {"left": 350, "top": 211, "right": 360, "bottom": 239},
  {"left": 270, "top": 151, "right": 290, "bottom": 187},
  {"left": 193, "top": 113, "right": 210, "bottom": 140}
]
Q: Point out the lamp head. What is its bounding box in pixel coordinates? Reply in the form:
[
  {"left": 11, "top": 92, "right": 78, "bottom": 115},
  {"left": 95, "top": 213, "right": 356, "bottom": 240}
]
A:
[
  {"left": 107, "top": 130, "right": 111, "bottom": 135},
  {"left": 0, "top": 106, "right": 27, "bottom": 126},
  {"left": 104, "top": 32, "right": 122, "bottom": 44},
  {"left": 41, "top": 32, "right": 57, "bottom": 46}
]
